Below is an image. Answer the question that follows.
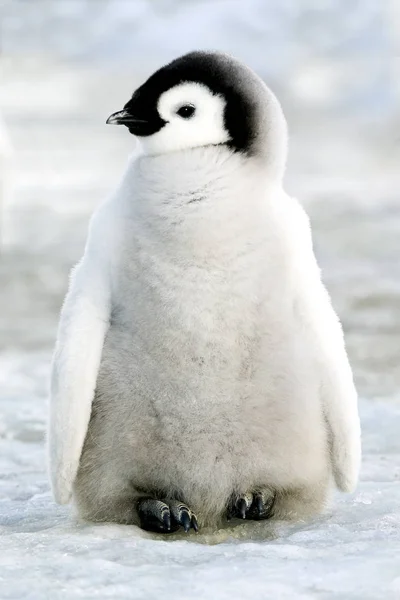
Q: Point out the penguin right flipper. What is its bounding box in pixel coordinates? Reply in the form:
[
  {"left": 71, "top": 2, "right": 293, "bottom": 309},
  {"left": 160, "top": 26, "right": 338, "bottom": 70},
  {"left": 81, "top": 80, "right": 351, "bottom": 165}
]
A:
[
  {"left": 310, "top": 284, "right": 361, "bottom": 493},
  {"left": 48, "top": 210, "right": 112, "bottom": 505},
  {"left": 290, "top": 199, "right": 361, "bottom": 493}
]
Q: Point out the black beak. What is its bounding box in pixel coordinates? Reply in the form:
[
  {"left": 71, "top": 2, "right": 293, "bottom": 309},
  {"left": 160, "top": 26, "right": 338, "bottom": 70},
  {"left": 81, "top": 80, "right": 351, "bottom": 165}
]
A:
[
  {"left": 106, "top": 109, "right": 149, "bottom": 126},
  {"left": 106, "top": 106, "right": 165, "bottom": 137}
]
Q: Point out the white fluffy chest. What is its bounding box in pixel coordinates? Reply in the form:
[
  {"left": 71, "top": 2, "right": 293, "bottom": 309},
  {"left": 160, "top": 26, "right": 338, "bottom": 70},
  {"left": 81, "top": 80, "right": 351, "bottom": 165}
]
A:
[
  {"left": 104, "top": 148, "right": 296, "bottom": 384},
  {"left": 112, "top": 236, "right": 265, "bottom": 364}
]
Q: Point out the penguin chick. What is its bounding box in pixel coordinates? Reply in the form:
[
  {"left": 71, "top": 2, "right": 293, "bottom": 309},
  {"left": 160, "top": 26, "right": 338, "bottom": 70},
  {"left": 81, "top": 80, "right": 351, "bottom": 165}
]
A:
[{"left": 48, "top": 51, "right": 361, "bottom": 534}]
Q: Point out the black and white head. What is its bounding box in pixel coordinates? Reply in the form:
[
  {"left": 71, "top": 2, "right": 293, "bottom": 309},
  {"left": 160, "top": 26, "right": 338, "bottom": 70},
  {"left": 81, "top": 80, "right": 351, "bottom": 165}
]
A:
[{"left": 107, "top": 51, "right": 287, "bottom": 177}]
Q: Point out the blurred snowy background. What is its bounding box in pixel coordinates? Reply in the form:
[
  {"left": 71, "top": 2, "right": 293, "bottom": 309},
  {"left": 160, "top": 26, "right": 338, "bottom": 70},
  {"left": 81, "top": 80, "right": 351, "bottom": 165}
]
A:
[{"left": 1, "top": 1, "right": 400, "bottom": 598}]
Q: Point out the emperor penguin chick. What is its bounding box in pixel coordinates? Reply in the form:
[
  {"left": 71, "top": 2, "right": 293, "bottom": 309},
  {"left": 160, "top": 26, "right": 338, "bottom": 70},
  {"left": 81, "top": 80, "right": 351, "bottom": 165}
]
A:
[{"left": 48, "top": 51, "right": 361, "bottom": 534}]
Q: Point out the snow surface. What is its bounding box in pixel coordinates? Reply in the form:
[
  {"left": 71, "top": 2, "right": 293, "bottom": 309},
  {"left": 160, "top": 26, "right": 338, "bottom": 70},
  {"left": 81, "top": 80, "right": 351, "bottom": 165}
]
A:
[
  {"left": 1, "top": 359, "right": 400, "bottom": 599},
  {"left": 1, "top": 1, "right": 400, "bottom": 598}
]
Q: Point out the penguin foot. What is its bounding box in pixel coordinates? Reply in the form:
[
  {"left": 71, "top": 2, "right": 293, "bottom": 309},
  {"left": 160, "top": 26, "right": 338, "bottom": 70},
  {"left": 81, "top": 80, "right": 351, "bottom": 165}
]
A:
[
  {"left": 137, "top": 498, "right": 199, "bottom": 534},
  {"left": 227, "top": 489, "right": 276, "bottom": 521}
]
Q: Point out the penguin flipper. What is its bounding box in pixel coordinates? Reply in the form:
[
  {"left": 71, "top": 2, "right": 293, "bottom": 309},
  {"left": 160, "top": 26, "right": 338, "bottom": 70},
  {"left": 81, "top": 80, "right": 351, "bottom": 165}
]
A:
[
  {"left": 289, "top": 197, "right": 361, "bottom": 493},
  {"left": 48, "top": 219, "right": 111, "bottom": 504},
  {"left": 298, "top": 276, "right": 361, "bottom": 493}
]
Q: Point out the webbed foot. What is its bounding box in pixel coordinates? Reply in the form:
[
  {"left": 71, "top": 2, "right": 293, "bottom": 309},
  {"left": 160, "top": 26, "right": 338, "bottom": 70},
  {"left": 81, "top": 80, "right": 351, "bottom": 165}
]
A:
[
  {"left": 227, "top": 489, "right": 276, "bottom": 521},
  {"left": 137, "top": 498, "right": 199, "bottom": 534}
]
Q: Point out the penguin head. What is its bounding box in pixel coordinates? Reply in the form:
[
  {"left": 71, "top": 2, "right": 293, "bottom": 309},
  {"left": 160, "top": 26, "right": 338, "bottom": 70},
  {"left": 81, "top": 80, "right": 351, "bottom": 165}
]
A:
[{"left": 107, "top": 51, "right": 287, "bottom": 173}]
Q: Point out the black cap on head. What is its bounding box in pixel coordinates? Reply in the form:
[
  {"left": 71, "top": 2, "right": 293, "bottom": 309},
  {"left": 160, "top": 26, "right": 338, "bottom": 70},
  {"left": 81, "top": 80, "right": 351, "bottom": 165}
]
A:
[{"left": 107, "top": 51, "right": 265, "bottom": 154}]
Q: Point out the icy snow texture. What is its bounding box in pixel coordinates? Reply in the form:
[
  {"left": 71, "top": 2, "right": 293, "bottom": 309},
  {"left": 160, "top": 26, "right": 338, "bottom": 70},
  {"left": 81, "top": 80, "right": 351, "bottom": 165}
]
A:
[
  {"left": 1, "top": 1, "right": 400, "bottom": 598},
  {"left": 1, "top": 361, "right": 400, "bottom": 598}
]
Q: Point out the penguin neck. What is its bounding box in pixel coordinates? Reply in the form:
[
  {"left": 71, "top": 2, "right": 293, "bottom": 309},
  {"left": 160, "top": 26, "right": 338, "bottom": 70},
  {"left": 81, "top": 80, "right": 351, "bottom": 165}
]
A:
[
  {"left": 135, "top": 144, "right": 246, "bottom": 192},
  {"left": 121, "top": 145, "right": 283, "bottom": 264},
  {"left": 131, "top": 144, "right": 281, "bottom": 203}
]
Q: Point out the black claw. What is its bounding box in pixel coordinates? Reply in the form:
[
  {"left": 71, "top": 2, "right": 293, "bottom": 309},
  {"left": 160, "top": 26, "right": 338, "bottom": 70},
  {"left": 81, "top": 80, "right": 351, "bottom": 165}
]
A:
[
  {"left": 233, "top": 493, "right": 253, "bottom": 520},
  {"left": 161, "top": 506, "right": 171, "bottom": 531},
  {"left": 140, "top": 499, "right": 199, "bottom": 534},
  {"left": 180, "top": 510, "right": 191, "bottom": 533},
  {"left": 248, "top": 491, "right": 276, "bottom": 520},
  {"left": 137, "top": 498, "right": 178, "bottom": 533},
  {"left": 191, "top": 514, "right": 199, "bottom": 533},
  {"left": 255, "top": 493, "right": 264, "bottom": 516},
  {"left": 170, "top": 502, "right": 195, "bottom": 533},
  {"left": 227, "top": 490, "right": 276, "bottom": 522},
  {"left": 237, "top": 498, "right": 247, "bottom": 519}
]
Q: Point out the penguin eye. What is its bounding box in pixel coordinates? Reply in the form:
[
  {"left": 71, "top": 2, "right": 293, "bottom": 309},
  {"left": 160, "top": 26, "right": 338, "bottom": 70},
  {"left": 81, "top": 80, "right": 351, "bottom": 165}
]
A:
[{"left": 176, "top": 104, "right": 196, "bottom": 119}]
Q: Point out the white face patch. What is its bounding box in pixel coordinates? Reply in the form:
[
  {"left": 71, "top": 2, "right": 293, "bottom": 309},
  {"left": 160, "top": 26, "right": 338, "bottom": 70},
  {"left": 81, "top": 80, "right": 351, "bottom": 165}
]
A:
[{"left": 137, "top": 82, "right": 231, "bottom": 156}]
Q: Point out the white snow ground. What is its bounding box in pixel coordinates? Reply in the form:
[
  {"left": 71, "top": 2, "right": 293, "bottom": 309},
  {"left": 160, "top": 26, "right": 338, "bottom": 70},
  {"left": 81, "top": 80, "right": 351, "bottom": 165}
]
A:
[
  {"left": 1, "top": 358, "right": 400, "bottom": 600},
  {"left": 1, "top": 2, "right": 400, "bottom": 597}
]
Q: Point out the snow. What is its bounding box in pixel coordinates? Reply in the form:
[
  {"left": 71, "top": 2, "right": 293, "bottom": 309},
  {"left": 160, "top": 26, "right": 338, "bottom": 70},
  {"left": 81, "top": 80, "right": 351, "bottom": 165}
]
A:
[
  {"left": 1, "top": 379, "right": 400, "bottom": 599},
  {"left": 1, "top": 1, "right": 400, "bottom": 598}
]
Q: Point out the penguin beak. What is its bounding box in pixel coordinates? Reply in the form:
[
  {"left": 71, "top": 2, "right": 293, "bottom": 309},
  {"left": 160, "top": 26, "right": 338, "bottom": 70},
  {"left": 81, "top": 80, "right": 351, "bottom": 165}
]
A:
[
  {"left": 106, "top": 106, "right": 165, "bottom": 137},
  {"left": 106, "top": 109, "right": 149, "bottom": 127}
]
